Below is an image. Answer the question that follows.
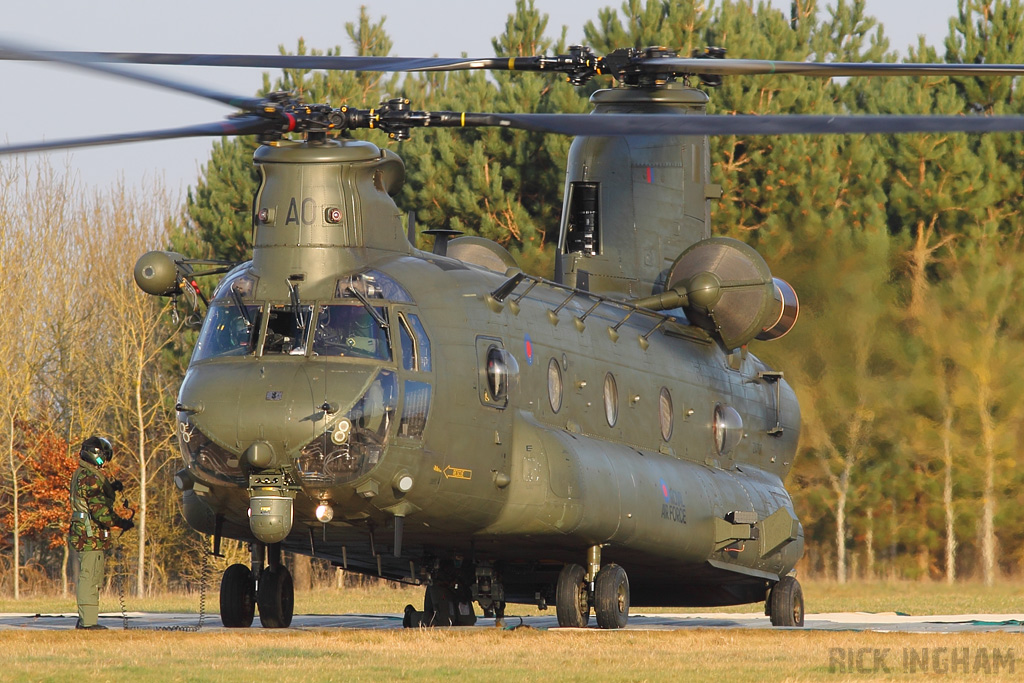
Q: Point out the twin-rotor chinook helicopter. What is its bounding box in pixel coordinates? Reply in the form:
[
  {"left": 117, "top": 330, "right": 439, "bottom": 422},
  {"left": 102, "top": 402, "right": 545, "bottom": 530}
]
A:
[{"left": 4, "top": 39, "right": 1024, "bottom": 630}]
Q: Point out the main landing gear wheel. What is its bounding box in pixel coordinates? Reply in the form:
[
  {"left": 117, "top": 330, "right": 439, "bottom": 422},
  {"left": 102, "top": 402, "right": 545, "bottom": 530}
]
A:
[
  {"left": 594, "top": 563, "right": 630, "bottom": 629},
  {"left": 555, "top": 563, "right": 590, "bottom": 628},
  {"left": 219, "top": 563, "right": 255, "bottom": 628},
  {"left": 257, "top": 564, "right": 294, "bottom": 628},
  {"left": 769, "top": 575, "right": 804, "bottom": 627}
]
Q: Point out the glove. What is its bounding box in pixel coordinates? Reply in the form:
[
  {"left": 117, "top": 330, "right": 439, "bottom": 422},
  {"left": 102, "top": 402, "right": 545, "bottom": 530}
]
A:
[
  {"left": 117, "top": 517, "right": 135, "bottom": 532},
  {"left": 110, "top": 479, "right": 124, "bottom": 493}
]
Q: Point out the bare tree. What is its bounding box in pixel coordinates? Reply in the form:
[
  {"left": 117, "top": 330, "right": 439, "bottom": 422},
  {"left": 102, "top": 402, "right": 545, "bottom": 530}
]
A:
[
  {"left": 86, "top": 180, "right": 180, "bottom": 596},
  {"left": 0, "top": 158, "right": 82, "bottom": 598}
]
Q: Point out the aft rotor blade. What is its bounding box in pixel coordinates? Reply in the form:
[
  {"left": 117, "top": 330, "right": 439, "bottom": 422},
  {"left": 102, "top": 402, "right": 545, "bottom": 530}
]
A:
[
  {"left": 7, "top": 49, "right": 1024, "bottom": 80},
  {"left": 0, "top": 115, "right": 272, "bottom": 156},
  {"left": 461, "top": 112, "right": 1024, "bottom": 136},
  {"left": 650, "top": 58, "right": 1024, "bottom": 78},
  {"left": 0, "top": 40, "right": 266, "bottom": 111}
]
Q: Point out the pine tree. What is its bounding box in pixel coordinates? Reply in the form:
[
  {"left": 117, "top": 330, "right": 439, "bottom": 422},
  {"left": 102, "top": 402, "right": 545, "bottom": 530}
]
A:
[{"left": 398, "top": 0, "right": 590, "bottom": 274}]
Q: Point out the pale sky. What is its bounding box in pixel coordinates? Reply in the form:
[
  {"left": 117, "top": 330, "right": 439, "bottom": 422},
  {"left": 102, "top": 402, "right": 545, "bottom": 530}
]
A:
[{"left": 0, "top": 0, "right": 958, "bottom": 196}]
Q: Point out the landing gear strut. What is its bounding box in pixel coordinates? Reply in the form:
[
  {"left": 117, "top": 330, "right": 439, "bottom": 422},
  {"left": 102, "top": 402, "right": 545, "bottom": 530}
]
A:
[{"left": 767, "top": 575, "right": 804, "bottom": 627}]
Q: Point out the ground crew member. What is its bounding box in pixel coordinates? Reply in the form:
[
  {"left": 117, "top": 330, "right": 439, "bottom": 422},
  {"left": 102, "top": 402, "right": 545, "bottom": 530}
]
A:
[{"left": 68, "top": 436, "right": 134, "bottom": 630}]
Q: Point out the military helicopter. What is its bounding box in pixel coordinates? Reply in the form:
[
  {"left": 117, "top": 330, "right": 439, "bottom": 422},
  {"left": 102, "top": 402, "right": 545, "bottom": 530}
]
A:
[{"left": 4, "top": 39, "right": 1024, "bottom": 630}]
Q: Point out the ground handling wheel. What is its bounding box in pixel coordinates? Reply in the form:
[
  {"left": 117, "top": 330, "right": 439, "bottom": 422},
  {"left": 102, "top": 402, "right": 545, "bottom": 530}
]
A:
[
  {"left": 555, "top": 563, "right": 590, "bottom": 628},
  {"left": 257, "top": 564, "right": 294, "bottom": 628},
  {"left": 220, "top": 563, "right": 255, "bottom": 628}
]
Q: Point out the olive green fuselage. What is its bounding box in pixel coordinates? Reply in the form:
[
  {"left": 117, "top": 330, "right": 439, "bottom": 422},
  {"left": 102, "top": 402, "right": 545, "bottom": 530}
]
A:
[{"left": 177, "top": 131, "right": 803, "bottom": 608}]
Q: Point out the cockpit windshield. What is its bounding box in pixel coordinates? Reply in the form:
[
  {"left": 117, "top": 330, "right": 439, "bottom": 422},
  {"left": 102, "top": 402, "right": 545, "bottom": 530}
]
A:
[
  {"left": 192, "top": 302, "right": 259, "bottom": 362},
  {"left": 263, "top": 305, "right": 312, "bottom": 355},
  {"left": 312, "top": 304, "right": 391, "bottom": 360}
]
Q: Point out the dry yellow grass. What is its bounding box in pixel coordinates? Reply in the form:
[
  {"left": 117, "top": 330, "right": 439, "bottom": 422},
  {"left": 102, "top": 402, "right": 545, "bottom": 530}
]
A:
[
  {"left": 0, "top": 628, "right": 1020, "bottom": 682},
  {"left": 4, "top": 579, "right": 1023, "bottom": 681}
]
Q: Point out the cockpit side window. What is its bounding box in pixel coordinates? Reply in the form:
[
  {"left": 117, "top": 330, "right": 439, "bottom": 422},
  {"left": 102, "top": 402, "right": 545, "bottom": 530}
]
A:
[
  {"left": 312, "top": 305, "right": 391, "bottom": 360},
  {"left": 397, "top": 312, "right": 431, "bottom": 372},
  {"left": 399, "top": 316, "right": 415, "bottom": 371},
  {"left": 192, "top": 303, "right": 260, "bottom": 362}
]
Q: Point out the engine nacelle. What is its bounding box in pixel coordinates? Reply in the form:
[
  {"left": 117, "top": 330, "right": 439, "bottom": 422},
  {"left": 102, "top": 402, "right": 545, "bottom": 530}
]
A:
[
  {"left": 755, "top": 277, "right": 799, "bottom": 341},
  {"left": 133, "top": 250, "right": 190, "bottom": 296},
  {"left": 631, "top": 238, "right": 800, "bottom": 350}
]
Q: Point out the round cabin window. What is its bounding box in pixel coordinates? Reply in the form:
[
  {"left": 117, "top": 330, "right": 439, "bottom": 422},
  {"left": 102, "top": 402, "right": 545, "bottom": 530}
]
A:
[
  {"left": 713, "top": 404, "right": 744, "bottom": 456},
  {"left": 486, "top": 347, "right": 508, "bottom": 403},
  {"left": 659, "top": 387, "right": 673, "bottom": 441},
  {"left": 604, "top": 373, "right": 618, "bottom": 427},
  {"left": 547, "top": 357, "right": 563, "bottom": 413}
]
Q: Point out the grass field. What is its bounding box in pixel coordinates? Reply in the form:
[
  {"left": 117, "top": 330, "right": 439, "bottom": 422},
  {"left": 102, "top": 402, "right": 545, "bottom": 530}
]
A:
[
  {"left": 1, "top": 627, "right": 1021, "bottom": 681},
  {"left": 2, "top": 580, "right": 1022, "bottom": 681}
]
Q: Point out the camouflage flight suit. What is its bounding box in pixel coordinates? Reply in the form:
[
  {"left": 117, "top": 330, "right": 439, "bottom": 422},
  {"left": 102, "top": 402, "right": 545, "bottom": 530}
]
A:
[{"left": 68, "top": 461, "right": 121, "bottom": 628}]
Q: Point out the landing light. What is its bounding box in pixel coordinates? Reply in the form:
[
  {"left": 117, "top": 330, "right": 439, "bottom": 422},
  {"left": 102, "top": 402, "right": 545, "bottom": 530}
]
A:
[
  {"left": 315, "top": 503, "right": 335, "bottom": 523},
  {"left": 393, "top": 472, "right": 414, "bottom": 493}
]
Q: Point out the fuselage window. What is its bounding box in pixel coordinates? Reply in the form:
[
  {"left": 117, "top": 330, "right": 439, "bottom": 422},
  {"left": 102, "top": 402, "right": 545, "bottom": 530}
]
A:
[
  {"left": 547, "top": 357, "right": 563, "bottom": 414},
  {"left": 659, "top": 387, "right": 674, "bottom": 441},
  {"left": 335, "top": 270, "right": 412, "bottom": 302},
  {"left": 192, "top": 302, "right": 260, "bottom": 362},
  {"left": 487, "top": 347, "right": 509, "bottom": 405},
  {"left": 478, "top": 338, "right": 517, "bottom": 409},
  {"left": 312, "top": 305, "right": 391, "bottom": 360},
  {"left": 211, "top": 267, "right": 257, "bottom": 300},
  {"left": 713, "top": 404, "right": 744, "bottom": 456},
  {"left": 263, "top": 304, "right": 312, "bottom": 355},
  {"left": 604, "top": 372, "right": 618, "bottom": 427},
  {"left": 296, "top": 370, "right": 397, "bottom": 485},
  {"left": 399, "top": 380, "right": 431, "bottom": 440}
]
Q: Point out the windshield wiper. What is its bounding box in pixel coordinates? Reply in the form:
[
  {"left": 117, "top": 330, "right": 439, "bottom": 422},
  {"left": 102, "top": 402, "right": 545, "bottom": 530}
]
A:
[
  {"left": 230, "top": 285, "right": 253, "bottom": 330},
  {"left": 288, "top": 280, "right": 307, "bottom": 332},
  {"left": 346, "top": 286, "right": 389, "bottom": 329}
]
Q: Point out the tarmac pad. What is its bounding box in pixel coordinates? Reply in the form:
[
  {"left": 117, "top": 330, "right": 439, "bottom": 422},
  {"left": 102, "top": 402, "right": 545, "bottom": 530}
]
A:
[{"left": 2, "top": 610, "right": 1023, "bottom": 633}]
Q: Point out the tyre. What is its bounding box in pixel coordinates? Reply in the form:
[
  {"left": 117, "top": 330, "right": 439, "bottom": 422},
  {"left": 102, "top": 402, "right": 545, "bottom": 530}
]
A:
[
  {"left": 257, "top": 564, "right": 294, "bottom": 628},
  {"left": 769, "top": 575, "right": 804, "bottom": 627},
  {"left": 555, "top": 563, "right": 590, "bottom": 628},
  {"left": 593, "top": 563, "right": 629, "bottom": 629},
  {"left": 220, "top": 563, "right": 255, "bottom": 628}
]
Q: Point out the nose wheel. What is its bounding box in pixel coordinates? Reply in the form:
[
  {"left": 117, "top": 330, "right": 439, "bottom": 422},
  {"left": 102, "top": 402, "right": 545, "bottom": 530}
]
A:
[
  {"left": 219, "top": 563, "right": 256, "bottom": 628},
  {"left": 220, "top": 543, "right": 294, "bottom": 628},
  {"left": 257, "top": 564, "right": 294, "bottom": 628}
]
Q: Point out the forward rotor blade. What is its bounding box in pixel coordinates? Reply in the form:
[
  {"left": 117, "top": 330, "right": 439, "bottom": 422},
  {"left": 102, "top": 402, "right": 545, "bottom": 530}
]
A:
[
  {"left": 0, "top": 50, "right": 511, "bottom": 73},
  {"left": 649, "top": 58, "right": 1024, "bottom": 78},
  {"left": 0, "top": 39, "right": 266, "bottom": 111},
  {"left": 465, "top": 113, "right": 1024, "bottom": 137},
  {"left": 0, "top": 115, "right": 272, "bottom": 156}
]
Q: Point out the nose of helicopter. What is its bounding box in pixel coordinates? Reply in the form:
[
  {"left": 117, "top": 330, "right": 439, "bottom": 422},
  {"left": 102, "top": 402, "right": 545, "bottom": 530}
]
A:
[{"left": 178, "top": 359, "right": 377, "bottom": 471}]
